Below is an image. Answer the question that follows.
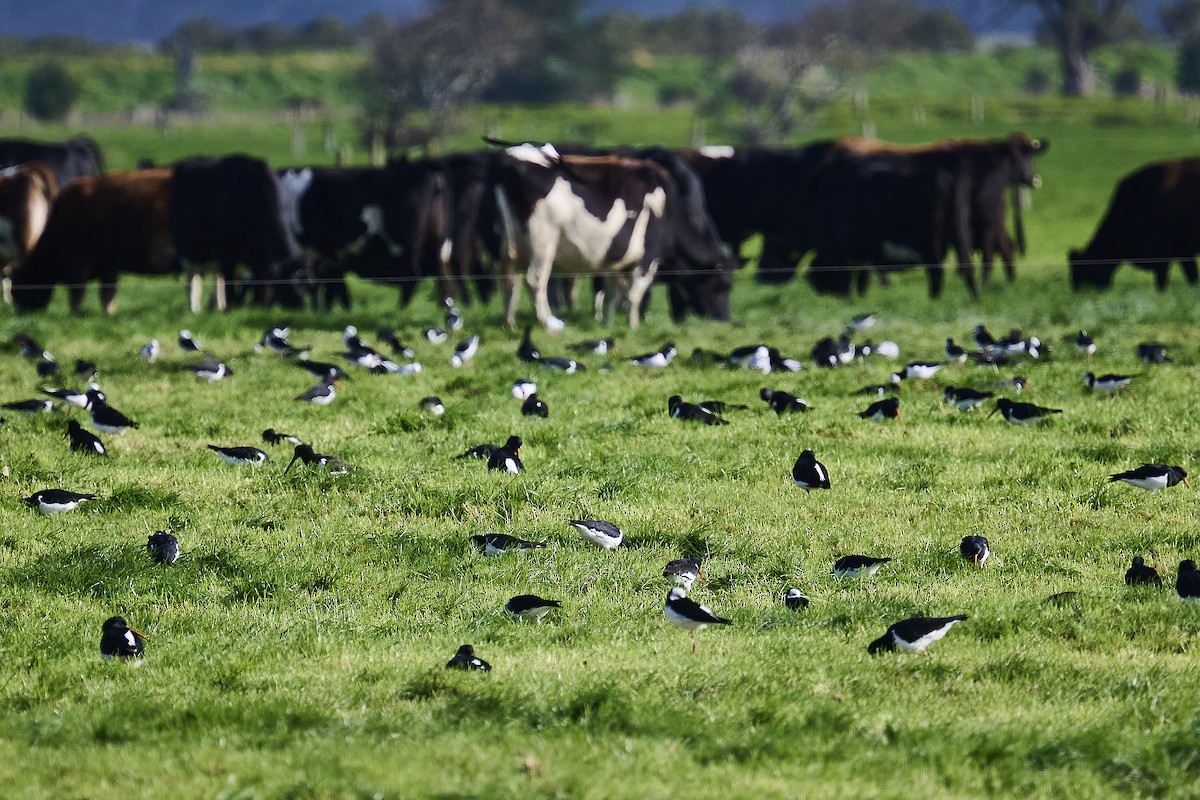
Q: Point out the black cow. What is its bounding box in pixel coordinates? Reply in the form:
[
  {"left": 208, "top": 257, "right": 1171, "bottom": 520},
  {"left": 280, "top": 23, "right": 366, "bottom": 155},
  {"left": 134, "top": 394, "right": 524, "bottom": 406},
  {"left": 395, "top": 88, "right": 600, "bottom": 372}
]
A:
[
  {"left": 486, "top": 144, "right": 732, "bottom": 330},
  {"left": 0, "top": 135, "right": 104, "bottom": 188},
  {"left": 170, "top": 154, "right": 306, "bottom": 310},
  {"left": 1069, "top": 158, "right": 1200, "bottom": 291},
  {"left": 7, "top": 169, "right": 173, "bottom": 313}
]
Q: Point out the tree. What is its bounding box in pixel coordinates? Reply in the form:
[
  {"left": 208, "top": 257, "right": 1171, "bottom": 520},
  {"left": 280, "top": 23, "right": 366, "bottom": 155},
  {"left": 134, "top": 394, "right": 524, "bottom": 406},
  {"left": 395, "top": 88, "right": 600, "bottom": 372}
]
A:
[
  {"left": 1012, "top": 1, "right": 1130, "bottom": 96},
  {"left": 24, "top": 63, "right": 81, "bottom": 122},
  {"left": 366, "top": 0, "right": 537, "bottom": 148}
]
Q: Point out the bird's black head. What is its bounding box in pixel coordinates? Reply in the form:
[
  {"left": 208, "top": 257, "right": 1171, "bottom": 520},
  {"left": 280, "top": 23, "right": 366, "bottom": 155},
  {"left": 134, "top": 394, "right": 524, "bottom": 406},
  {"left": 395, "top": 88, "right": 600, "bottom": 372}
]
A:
[
  {"left": 67, "top": 420, "right": 82, "bottom": 434},
  {"left": 101, "top": 615, "right": 128, "bottom": 633},
  {"left": 503, "top": 435, "right": 522, "bottom": 452},
  {"left": 456, "top": 644, "right": 475, "bottom": 656},
  {"left": 760, "top": 388, "right": 774, "bottom": 402},
  {"left": 285, "top": 443, "right": 315, "bottom": 472},
  {"left": 867, "top": 633, "right": 895, "bottom": 655},
  {"left": 1132, "top": 556, "right": 1145, "bottom": 567},
  {"left": 1181, "top": 560, "right": 1199, "bottom": 573},
  {"left": 799, "top": 449, "right": 815, "bottom": 459}
]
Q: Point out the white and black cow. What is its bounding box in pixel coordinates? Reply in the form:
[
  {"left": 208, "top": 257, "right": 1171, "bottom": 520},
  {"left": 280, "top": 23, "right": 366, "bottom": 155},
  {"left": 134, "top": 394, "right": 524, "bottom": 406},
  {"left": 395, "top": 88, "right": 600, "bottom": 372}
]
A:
[
  {"left": 0, "top": 135, "right": 104, "bottom": 189},
  {"left": 489, "top": 144, "right": 729, "bottom": 331}
]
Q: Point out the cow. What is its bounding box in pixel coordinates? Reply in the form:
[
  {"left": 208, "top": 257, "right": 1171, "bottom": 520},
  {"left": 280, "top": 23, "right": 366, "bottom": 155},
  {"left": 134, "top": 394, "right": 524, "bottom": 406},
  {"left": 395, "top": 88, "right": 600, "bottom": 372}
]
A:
[
  {"left": 0, "top": 135, "right": 104, "bottom": 188},
  {"left": 7, "top": 169, "right": 173, "bottom": 313},
  {"left": 0, "top": 162, "right": 57, "bottom": 271},
  {"left": 170, "top": 154, "right": 306, "bottom": 311},
  {"left": 487, "top": 144, "right": 732, "bottom": 331},
  {"left": 1069, "top": 158, "right": 1200, "bottom": 291}
]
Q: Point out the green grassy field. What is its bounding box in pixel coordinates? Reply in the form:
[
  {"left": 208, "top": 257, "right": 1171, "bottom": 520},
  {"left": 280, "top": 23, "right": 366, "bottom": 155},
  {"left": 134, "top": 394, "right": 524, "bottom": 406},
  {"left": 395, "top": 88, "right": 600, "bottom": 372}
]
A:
[{"left": 3, "top": 81, "right": 1200, "bottom": 797}]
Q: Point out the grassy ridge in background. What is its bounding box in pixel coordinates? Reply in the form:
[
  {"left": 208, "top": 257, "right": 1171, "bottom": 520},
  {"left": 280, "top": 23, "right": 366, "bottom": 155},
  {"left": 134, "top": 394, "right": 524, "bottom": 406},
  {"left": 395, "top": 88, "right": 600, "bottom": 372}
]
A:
[{"left": 0, "top": 55, "right": 1199, "bottom": 798}]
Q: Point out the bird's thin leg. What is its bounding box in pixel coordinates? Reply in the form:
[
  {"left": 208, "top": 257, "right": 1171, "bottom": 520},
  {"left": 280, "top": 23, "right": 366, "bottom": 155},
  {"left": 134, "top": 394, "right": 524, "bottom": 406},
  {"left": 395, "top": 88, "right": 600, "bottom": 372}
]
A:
[{"left": 692, "top": 632, "right": 697, "bottom": 655}]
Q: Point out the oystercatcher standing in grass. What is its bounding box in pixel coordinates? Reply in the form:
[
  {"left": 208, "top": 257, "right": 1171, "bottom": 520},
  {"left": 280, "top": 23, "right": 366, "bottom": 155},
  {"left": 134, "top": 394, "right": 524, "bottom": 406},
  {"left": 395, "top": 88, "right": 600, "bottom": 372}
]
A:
[
  {"left": 285, "top": 443, "right": 351, "bottom": 474},
  {"left": 420, "top": 396, "right": 446, "bottom": 415},
  {"left": 487, "top": 436, "right": 523, "bottom": 474},
  {"left": 664, "top": 588, "right": 730, "bottom": 654},
  {"left": 1108, "top": 464, "right": 1189, "bottom": 492},
  {"left": 943, "top": 386, "right": 994, "bottom": 412},
  {"left": 628, "top": 343, "right": 676, "bottom": 368},
  {"left": 859, "top": 397, "right": 900, "bottom": 421},
  {"left": 945, "top": 338, "right": 968, "bottom": 364},
  {"left": 25, "top": 489, "right": 96, "bottom": 515},
  {"left": 792, "top": 450, "right": 830, "bottom": 491},
  {"left": 86, "top": 389, "right": 138, "bottom": 434},
  {"left": 663, "top": 557, "right": 705, "bottom": 590},
  {"left": 761, "top": 388, "right": 809, "bottom": 415},
  {"left": 100, "top": 616, "right": 146, "bottom": 660},
  {"left": 568, "top": 519, "right": 626, "bottom": 550},
  {"left": 1084, "top": 372, "right": 1134, "bottom": 397},
  {"left": 1125, "top": 556, "right": 1162, "bottom": 588},
  {"left": 207, "top": 445, "right": 269, "bottom": 466},
  {"left": 446, "top": 644, "right": 491, "bottom": 671},
  {"left": 989, "top": 398, "right": 1061, "bottom": 424},
  {"left": 452, "top": 334, "right": 480, "bottom": 368},
  {"left": 471, "top": 533, "right": 546, "bottom": 556},
  {"left": 184, "top": 359, "right": 232, "bottom": 382},
  {"left": 67, "top": 420, "right": 106, "bottom": 456},
  {"left": 783, "top": 588, "right": 810, "bottom": 610},
  {"left": 832, "top": 555, "right": 891, "bottom": 578},
  {"left": 1177, "top": 560, "right": 1200, "bottom": 603},
  {"left": 959, "top": 535, "right": 990, "bottom": 566},
  {"left": 178, "top": 329, "right": 203, "bottom": 352},
  {"left": 139, "top": 338, "right": 159, "bottom": 365},
  {"left": 296, "top": 379, "right": 337, "bottom": 405},
  {"left": 505, "top": 594, "right": 561, "bottom": 622},
  {"left": 147, "top": 531, "right": 181, "bottom": 565},
  {"left": 1075, "top": 331, "right": 1096, "bottom": 362},
  {"left": 868, "top": 615, "right": 967, "bottom": 655}
]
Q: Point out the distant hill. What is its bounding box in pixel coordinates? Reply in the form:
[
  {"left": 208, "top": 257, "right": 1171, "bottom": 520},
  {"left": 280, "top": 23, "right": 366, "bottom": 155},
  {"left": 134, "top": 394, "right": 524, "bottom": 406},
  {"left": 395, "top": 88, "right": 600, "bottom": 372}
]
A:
[{"left": 0, "top": 0, "right": 1168, "bottom": 45}]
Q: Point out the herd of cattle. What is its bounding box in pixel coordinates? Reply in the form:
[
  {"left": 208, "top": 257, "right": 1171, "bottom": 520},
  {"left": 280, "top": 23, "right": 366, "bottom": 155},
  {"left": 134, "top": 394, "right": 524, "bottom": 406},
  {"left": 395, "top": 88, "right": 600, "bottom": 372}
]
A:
[{"left": 0, "top": 131, "right": 1194, "bottom": 328}]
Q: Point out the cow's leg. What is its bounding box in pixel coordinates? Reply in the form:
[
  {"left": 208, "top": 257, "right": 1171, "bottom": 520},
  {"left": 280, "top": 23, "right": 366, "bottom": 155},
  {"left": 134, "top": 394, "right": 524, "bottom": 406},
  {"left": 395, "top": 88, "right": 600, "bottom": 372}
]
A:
[
  {"left": 100, "top": 281, "right": 118, "bottom": 315},
  {"left": 214, "top": 273, "right": 228, "bottom": 311},
  {"left": 626, "top": 263, "right": 658, "bottom": 329},
  {"left": 189, "top": 272, "right": 203, "bottom": 313},
  {"left": 1153, "top": 264, "right": 1169, "bottom": 291},
  {"left": 504, "top": 267, "right": 522, "bottom": 329},
  {"left": 68, "top": 283, "right": 87, "bottom": 314},
  {"left": 996, "top": 229, "right": 1017, "bottom": 282},
  {"left": 2, "top": 277, "right": 12, "bottom": 305},
  {"left": 1182, "top": 258, "right": 1199, "bottom": 285},
  {"left": 526, "top": 258, "right": 563, "bottom": 333},
  {"left": 927, "top": 264, "right": 945, "bottom": 298}
]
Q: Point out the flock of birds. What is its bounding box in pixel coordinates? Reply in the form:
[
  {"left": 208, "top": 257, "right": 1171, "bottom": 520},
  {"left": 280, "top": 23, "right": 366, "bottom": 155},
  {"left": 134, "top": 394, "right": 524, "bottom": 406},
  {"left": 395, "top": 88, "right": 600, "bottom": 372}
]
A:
[{"left": 4, "top": 303, "right": 1198, "bottom": 667}]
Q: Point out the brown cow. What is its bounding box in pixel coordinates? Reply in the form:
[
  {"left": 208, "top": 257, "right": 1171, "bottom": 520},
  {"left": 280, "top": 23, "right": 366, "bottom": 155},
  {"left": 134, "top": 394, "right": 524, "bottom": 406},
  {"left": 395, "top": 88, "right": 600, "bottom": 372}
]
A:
[
  {"left": 0, "top": 162, "right": 57, "bottom": 270},
  {"left": 7, "top": 170, "right": 173, "bottom": 314}
]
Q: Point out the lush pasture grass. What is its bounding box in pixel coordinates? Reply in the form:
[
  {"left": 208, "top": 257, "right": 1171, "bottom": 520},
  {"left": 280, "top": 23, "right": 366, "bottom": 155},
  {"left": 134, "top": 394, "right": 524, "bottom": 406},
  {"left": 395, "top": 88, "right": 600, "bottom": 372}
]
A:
[{"left": 3, "top": 107, "right": 1200, "bottom": 797}]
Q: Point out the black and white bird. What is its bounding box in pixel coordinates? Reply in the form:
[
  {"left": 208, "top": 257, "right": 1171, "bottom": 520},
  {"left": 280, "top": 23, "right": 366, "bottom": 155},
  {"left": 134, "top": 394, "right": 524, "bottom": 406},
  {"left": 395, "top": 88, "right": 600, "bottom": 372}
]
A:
[
  {"left": 1176, "top": 559, "right": 1200, "bottom": 603},
  {"left": 40, "top": 384, "right": 95, "bottom": 409},
  {"left": 208, "top": 444, "right": 269, "bottom": 466},
  {"left": 487, "top": 436, "right": 523, "bottom": 474},
  {"left": 989, "top": 398, "right": 1061, "bottom": 425},
  {"left": 663, "top": 557, "right": 705, "bottom": 590},
  {"left": 3, "top": 398, "right": 55, "bottom": 414},
  {"left": 959, "top": 535, "right": 990, "bottom": 566},
  {"left": 36, "top": 359, "right": 58, "bottom": 378},
  {"left": 26, "top": 489, "right": 96, "bottom": 515},
  {"left": 569, "top": 338, "right": 614, "bottom": 356},
  {"left": 257, "top": 326, "right": 303, "bottom": 355},
  {"left": 868, "top": 615, "right": 967, "bottom": 655},
  {"left": 522, "top": 394, "right": 550, "bottom": 418},
  {"left": 285, "top": 443, "right": 351, "bottom": 474},
  {"left": 444, "top": 297, "right": 464, "bottom": 332},
  {"left": 1108, "top": 463, "right": 1189, "bottom": 492},
  {"left": 517, "top": 326, "right": 541, "bottom": 363},
  {"left": 993, "top": 376, "right": 1029, "bottom": 394},
  {"left": 184, "top": 359, "right": 232, "bottom": 382},
  {"left": 377, "top": 329, "right": 415, "bottom": 359},
  {"left": 420, "top": 396, "right": 446, "bottom": 415},
  {"left": 1136, "top": 342, "right": 1170, "bottom": 364},
  {"left": 892, "top": 361, "right": 944, "bottom": 384},
  {"left": 664, "top": 587, "right": 730, "bottom": 654},
  {"left": 67, "top": 420, "right": 106, "bottom": 456},
  {"left": 100, "top": 616, "right": 146, "bottom": 660},
  {"left": 859, "top": 397, "right": 900, "bottom": 421},
  {"left": 505, "top": 594, "right": 561, "bottom": 622},
  {"left": 456, "top": 441, "right": 503, "bottom": 461},
  {"left": 727, "top": 344, "right": 771, "bottom": 372},
  {"left": 296, "top": 379, "right": 338, "bottom": 405},
  {"left": 295, "top": 360, "right": 348, "bottom": 383},
  {"left": 139, "top": 338, "right": 160, "bottom": 365},
  {"left": 471, "top": 533, "right": 546, "bottom": 556},
  {"left": 147, "top": 531, "right": 181, "bottom": 565},
  {"left": 451, "top": 334, "right": 480, "bottom": 368},
  {"left": 760, "top": 388, "right": 809, "bottom": 415},
  {"left": 943, "top": 386, "right": 994, "bottom": 412},
  {"left": 540, "top": 355, "right": 584, "bottom": 373},
  {"left": 782, "top": 588, "right": 810, "bottom": 610},
  {"left": 178, "top": 329, "right": 203, "bottom": 352},
  {"left": 446, "top": 644, "right": 491, "bottom": 671},
  {"left": 87, "top": 389, "right": 138, "bottom": 434},
  {"left": 1084, "top": 372, "right": 1133, "bottom": 397},
  {"left": 568, "top": 519, "right": 626, "bottom": 550},
  {"left": 972, "top": 325, "right": 996, "bottom": 350},
  {"left": 1125, "top": 556, "right": 1162, "bottom": 588},
  {"left": 512, "top": 379, "right": 538, "bottom": 400},
  {"left": 792, "top": 450, "right": 830, "bottom": 491},
  {"left": 944, "top": 338, "right": 968, "bottom": 364},
  {"left": 262, "top": 428, "right": 303, "bottom": 446},
  {"left": 15, "top": 332, "right": 53, "bottom": 361},
  {"left": 668, "top": 395, "right": 727, "bottom": 425},
  {"left": 74, "top": 359, "right": 98, "bottom": 380},
  {"left": 628, "top": 343, "right": 676, "bottom": 368},
  {"left": 1075, "top": 331, "right": 1096, "bottom": 362},
  {"left": 425, "top": 327, "right": 449, "bottom": 345},
  {"left": 849, "top": 312, "right": 876, "bottom": 332},
  {"left": 832, "top": 555, "right": 892, "bottom": 578}
]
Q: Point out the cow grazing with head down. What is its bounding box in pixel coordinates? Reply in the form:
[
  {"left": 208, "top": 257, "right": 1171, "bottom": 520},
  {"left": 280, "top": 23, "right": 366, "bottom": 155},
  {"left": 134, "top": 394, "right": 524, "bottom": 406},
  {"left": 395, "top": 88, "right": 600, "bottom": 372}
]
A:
[
  {"left": 1070, "top": 158, "right": 1200, "bottom": 291},
  {"left": 0, "top": 135, "right": 104, "bottom": 189},
  {"left": 0, "top": 162, "right": 57, "bottom": 272},
  {"left": 7, "top": 170, "right": 173, "bottom": 314},
  {"left": 489, "top": 144, "right": 732, "bottom": 331},
  {"left": 170, "top": 154, "right": 306, "bottom": 311}
]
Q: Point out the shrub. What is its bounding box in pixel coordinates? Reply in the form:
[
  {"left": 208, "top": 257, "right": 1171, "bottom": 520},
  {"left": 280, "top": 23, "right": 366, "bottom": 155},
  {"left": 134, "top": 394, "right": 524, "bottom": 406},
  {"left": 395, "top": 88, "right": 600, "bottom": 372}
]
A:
[{"left": 23, "top": 62, "right": 81, "bottom": 122}]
